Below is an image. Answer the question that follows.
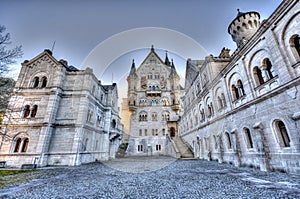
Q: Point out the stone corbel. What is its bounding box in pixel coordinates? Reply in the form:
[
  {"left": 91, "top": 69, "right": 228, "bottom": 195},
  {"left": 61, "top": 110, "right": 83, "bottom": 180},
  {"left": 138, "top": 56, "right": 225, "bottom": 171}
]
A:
[
  {"left": 230, "top": 128, "right": 237, "bottom": 134},
  {"left": 292, "top": 112, "right": 300, "bottom": 121},
  {"left": 253, "top": 122, "right": 264, "bottom": 130}
]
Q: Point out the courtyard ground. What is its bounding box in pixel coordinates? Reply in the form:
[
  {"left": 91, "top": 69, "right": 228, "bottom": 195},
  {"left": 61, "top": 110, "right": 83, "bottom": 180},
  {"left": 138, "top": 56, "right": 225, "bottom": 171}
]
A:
[{"left": 0, "top": 156, "right": 300, "bottom": 198}]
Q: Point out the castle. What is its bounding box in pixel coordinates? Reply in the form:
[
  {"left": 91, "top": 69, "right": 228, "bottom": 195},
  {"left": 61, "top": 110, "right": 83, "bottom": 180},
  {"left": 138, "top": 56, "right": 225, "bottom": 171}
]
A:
[
  {"left": 0, "top": 50, "right": 122, "bottom": 167},
  {"left": 179, "top": 0, "right": 300, "bottom": 173},
  {"left": 0, "top": 0, "right": 299, "bottom": 173}
]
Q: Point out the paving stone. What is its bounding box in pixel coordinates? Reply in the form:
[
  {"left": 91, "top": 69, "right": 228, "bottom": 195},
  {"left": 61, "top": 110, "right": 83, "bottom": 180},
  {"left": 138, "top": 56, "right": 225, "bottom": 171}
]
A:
[{"left": 1, "top": 157, "right": 300, "bottom": 198}]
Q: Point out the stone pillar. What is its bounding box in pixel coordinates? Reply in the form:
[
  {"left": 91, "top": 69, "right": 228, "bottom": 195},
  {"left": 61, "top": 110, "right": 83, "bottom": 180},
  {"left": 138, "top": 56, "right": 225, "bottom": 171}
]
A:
[
  {"left": 253, "top": 122, "right": 271, "bottom": 172},
  {"left": 196, "top": 137, "right": 200, "bottom": 158},
  {"left": 200, "top": 139, "right": 204, "bottom": 159},
  {"left": 261, "top": 64, "right": 269, "bottom": 82},
  {"left": 218, "top": 135, "right": 224, "bottom": 163}
]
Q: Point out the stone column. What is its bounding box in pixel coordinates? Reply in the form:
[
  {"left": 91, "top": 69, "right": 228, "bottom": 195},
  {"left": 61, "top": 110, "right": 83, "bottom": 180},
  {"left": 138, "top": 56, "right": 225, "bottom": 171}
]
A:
[
  {"left": 261, "top": 64, "right": 269, "bottom": 82},
  {"left": 218, "top": 135, "right": 224, "bottom": 163},
  {"left": 196, "top": 137, "right": 200, "bottom": 158},
  {"left": 200, "top": 138, "right": 204, "bottom": 159}
]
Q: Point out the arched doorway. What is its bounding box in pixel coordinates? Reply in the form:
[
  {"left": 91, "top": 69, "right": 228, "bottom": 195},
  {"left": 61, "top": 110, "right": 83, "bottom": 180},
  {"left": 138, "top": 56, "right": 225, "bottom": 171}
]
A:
[{"left": 170, "top": 127, "right": 176, "bottom": 138}]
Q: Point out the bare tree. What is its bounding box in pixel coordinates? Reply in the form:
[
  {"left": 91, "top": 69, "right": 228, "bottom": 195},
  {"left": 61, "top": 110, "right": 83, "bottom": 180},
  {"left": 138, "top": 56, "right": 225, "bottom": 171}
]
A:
[{"left": 0, "top": 25, "right": 23, "bottom": 77}]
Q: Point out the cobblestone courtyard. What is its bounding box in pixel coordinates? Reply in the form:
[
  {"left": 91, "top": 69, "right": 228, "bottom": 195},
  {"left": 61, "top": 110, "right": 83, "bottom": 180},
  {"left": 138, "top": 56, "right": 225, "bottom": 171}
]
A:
[{"left": 1, "top": 157, "right": 300, "bottom": 198}]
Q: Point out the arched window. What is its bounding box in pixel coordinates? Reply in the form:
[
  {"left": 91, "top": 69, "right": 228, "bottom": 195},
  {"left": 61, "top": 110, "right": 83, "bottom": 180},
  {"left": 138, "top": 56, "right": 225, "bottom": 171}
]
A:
[
  {"left": 244, "top": 128, "right": 253, "bottom": 149},
  {"left": 111, "top": 119, "right": 116, "bottom": 128},
  {"left": 231, "top": 85, "right": 239, "bottom": 100},
  {"left": 225, "top": 132, "right": 232, "bottom": 149},
  {"left": 21, "top": 138, "right": 29, "bottom": 152},
  {"left": 221, "top": 93, "right": 226, "bottom": 108},
  {"left": 274, "top": 120, "right": 290, "bottom": 147},
  {"left": 162, "top": 128, "right": 165, "bottom": 136},
  {"left": 139, "top": 129, "right": 142, "bottom": 136},
  {"left": 248, "top": 20, "right": 253, "bottom": 28},
  {"left": 217, "top": 96, "right": 222, "bottom": 110},
  {"left": 41, "top": 76, "right": 47, "bottom": 88},
  {"left": 31, "top": 105, "right": 38, "bottom": 118},
  {"left": 152, "top": 112, "right": 157, "bottom": 121},
  {"left": 23, "top": 105, "right": 30, "bottom": 118},
  {"left": 213, "top": 135, "right": 218, "bottom": 149},
  {"left": 254, "top": 20, "right": 258, "bottom": 27},
  {"left": 207, "top": 105, "right": 212, "bottom": 116},
  {"left": 166, "top": 114, "right": 170, "bottom": 121},
  {"left": 32, "top": 77, "right": 39, "bottom": 88},
  {"left": 83, "top": 138, "right": 88, "bottom": 151},
  {"left": 199, "top": 106, "right": 205, "bottom": 122},
  {"left": 14, "top": 138, "right": 22, "bottom": 152},
  {"left": 253, "top": 66, "right": 264, "bottom": 86},
  {"left": 237, "top": 80, "right": 245, "bottom": 96},
  {"left": 263, "top": 58, "right": 274, "bottom": 79},
  {"left": 210, "top": 102, "right": 214, "bottom": 115},
  {"left": 162, "top": 111, "right": 170, "bottom": 121},
  {"left": 139, "top": 112, "right": 147, "bottom": 121},
  {"left": 289, "top": 34, "right": 300, "bottom": 59}
]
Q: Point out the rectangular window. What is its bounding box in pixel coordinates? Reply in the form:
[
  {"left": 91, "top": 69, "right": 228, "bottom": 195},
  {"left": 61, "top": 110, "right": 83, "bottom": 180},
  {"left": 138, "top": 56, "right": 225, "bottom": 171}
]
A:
[
  {"left": 138, "top": 145, "right": 143, "bottom": 152},
  {"left": 155, "top": 129, "right": 158, "bottom": 136},
  {"left": 139, "top": 129, "right": 142, "bottom": 136},
  {"left": 96, "top": 115, "right": 101, "bottom": 126},
  {"left": 152, "top": 129, "right": 155, "bottom": 136},
  {"left": 144, "top": 129, "right": 147, "bottom": 136},
  {"left": 87, "top": 110, "right": 93, "bottom": 122},
  {"left": 156, "top": 145, "right": 161, "bottom": 151}
]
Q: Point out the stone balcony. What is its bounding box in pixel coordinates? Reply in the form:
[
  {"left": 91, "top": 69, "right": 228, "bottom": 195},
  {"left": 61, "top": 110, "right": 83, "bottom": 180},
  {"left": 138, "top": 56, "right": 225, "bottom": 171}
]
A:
[{"left": 146, "top": 90, "right": 161, "bottom": 97}]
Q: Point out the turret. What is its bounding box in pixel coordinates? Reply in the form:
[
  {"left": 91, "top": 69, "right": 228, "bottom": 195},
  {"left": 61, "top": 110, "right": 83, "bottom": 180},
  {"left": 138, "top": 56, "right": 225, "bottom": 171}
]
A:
[
  {"left": 127, "top": 59, "right": 137, "bottom": 111},
  {"left": 228, "top": 9, "right": 260, "bottom": 48}
]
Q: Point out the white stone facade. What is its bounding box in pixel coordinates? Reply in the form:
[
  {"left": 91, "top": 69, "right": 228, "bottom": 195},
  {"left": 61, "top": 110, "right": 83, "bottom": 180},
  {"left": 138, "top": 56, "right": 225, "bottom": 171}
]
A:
[
  {"left": 179, "top": 0, "right": 300, "bottom": 173},
  {"left": 0, "top": 50, "right": 122, "bottom": 167},
  {"left": 125, "top": 47, "right": 184, "bottom": 156}
]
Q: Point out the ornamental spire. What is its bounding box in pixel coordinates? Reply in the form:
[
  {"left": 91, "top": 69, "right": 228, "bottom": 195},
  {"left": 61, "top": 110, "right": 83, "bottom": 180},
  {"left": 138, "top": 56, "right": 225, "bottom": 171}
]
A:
[
  {"left": 165, "top": 50, "right": 171, "bottom": 66},
  {"left": 129, "top": 59, "right": 136, "bottom": 75}
]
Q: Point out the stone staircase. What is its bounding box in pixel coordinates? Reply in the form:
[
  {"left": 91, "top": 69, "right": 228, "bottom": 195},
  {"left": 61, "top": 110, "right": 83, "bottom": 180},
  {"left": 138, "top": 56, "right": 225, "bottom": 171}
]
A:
[{"left": 172, "top": 137, "right": 194, "bottom": 159}]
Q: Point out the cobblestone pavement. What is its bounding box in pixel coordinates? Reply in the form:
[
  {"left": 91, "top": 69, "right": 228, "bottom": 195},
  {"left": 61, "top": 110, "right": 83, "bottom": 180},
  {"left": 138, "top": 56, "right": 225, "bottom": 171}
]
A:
[{"left": 1, "top": 156, "right": 300, "bottom": 198}]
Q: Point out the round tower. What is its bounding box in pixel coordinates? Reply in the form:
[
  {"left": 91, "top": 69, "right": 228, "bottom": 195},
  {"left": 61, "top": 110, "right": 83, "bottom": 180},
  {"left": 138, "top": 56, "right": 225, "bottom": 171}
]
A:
[{"left": 228, "top": 9, "right": 260, "bottom": 47}]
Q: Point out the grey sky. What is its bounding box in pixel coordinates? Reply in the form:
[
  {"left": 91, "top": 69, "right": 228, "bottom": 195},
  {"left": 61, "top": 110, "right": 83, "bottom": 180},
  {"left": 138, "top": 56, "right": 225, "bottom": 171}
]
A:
[{"left": 1, "top": 0, "right": 282, "bottom": 80}]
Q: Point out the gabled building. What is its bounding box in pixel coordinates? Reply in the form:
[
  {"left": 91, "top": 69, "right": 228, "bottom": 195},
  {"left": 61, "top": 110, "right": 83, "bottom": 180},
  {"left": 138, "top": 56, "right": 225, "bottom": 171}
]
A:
[
  {"left": 0, "top": 49, "right": 122, "bottom": 167},
  {"left": 125, "top": 46, "right": 185, "bottom": 156}
]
